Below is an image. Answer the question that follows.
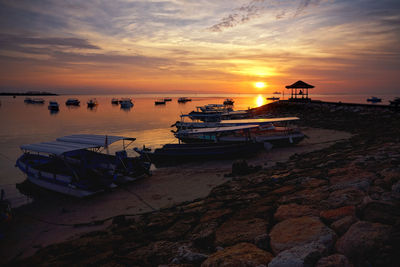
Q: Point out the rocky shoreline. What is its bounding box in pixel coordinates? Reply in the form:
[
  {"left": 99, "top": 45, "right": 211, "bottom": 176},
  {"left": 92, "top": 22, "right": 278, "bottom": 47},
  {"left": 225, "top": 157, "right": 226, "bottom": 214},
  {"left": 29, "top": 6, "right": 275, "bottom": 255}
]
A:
[{"left": 13, "top": 101, "right": 400, "bottom": 266}]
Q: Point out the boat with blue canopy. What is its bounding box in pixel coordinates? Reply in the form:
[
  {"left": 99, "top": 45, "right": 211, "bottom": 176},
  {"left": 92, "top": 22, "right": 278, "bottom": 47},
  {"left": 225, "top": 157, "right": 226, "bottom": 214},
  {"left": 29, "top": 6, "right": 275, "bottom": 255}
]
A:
[
  {"left": 16, "top": 134, "right": 150, "bottom": 197},
  {"left": 174, "top": 120, "right": 304, "bottom": 145},
  {"left": 172, "top": 116, "right": 299, "bottom": 130}
]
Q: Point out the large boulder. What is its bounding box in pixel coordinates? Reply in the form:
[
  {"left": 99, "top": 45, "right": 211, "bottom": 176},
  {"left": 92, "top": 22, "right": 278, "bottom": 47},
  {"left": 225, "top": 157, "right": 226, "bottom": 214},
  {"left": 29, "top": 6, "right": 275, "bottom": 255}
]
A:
[
  {"left": 268, "top": 242, "right": 326, "bottom": 267},
  {"left": 325, "top": 188, "right": 365, "bottom": 208},
  {"left": 123, "top": 241, "right": 180, "bottom": 266},
  {"left": 329, "top": 167, "right": 375, "bottom": 187},
  {"left": 279, "top": 187, "right": 330, "bottom": 206},
  {"left": 201, "top": 242, "right": 273, "bottom": 267},
  {"left": 172, "top": 245, "right": 208, "bottom": 265},
  {"left": 274, "top": 204, "right": 319, "bottom": 222},
  {"left": 360, "top": 200, "right": 400, "bottom": 225},
  {"left": 315, "top": 254, "right": 352, "bottom": 267},
  {"left": 215, "top": 218, "right": 267, "bottom": 246},
  {"left": 190, "top": 221, "right": 219, "bottom": 249},
  {"left": 335, "top": 221, "right": 392, "bottom": 266},
  {"left": 380, "top": 167, "right": 400, "bottom": 189},
  {"left": 330, "top": 216, "right": 357, "bottom": 236},
  {"left": 319, "top": 206, "right": 355, "bottom": 224},
  {"left": 269, "top": 216, "right": 337, "bottom": 255}
]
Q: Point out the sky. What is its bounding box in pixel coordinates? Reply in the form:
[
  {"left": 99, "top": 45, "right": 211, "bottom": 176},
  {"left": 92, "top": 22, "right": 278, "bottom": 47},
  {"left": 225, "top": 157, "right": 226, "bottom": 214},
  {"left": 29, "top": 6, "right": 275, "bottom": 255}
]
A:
[{"left": 0, "top": 0, "right": 399, "bottom": 94}]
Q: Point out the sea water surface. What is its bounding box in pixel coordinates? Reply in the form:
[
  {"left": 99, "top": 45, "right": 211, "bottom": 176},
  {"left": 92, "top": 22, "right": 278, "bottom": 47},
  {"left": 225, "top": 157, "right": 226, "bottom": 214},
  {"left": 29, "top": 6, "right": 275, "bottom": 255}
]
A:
[{"left": 0, "top": 93, "right": 395, "bottom": 207}]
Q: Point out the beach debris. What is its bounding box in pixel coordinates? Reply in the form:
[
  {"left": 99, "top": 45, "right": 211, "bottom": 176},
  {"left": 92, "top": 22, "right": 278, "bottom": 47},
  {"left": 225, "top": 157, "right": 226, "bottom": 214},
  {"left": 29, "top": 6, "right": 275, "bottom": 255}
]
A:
[{"left": 224, "top": 160, "right": 261, "bottom": 177}]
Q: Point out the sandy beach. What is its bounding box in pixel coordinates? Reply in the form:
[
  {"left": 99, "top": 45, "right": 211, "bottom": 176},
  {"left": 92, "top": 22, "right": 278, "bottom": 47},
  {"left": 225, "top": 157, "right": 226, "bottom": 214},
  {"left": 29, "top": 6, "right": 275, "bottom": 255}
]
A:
[{"left": 0, "top": 127, "right": 351, "bottom": 263}]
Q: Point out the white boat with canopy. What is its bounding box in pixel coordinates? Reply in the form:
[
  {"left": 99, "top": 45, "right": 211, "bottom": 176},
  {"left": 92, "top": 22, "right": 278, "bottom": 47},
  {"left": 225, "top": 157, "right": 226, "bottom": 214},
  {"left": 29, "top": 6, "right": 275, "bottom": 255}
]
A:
[
  {"left": 16, "top": 134, "right": 150, "bottom": 197},
  {"left": 174, "top": 118, "right": 304, "bottom": 145},
  {"left": 172, "top": 117, "right": 299, "bottom": 130}
]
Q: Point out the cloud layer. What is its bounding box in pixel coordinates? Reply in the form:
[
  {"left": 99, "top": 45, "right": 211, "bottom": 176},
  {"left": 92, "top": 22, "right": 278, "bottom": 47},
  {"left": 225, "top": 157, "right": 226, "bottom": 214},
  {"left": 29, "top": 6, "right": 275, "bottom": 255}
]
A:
[{"left": 0, "top": 0, "right": 399, "bottom": 94}]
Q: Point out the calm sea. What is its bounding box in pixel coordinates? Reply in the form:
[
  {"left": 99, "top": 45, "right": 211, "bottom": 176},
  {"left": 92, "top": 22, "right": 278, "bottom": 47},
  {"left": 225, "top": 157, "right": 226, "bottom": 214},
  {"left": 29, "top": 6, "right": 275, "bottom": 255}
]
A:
[{"left": 0, "top": 93, "right": 395, "bottom": 207}]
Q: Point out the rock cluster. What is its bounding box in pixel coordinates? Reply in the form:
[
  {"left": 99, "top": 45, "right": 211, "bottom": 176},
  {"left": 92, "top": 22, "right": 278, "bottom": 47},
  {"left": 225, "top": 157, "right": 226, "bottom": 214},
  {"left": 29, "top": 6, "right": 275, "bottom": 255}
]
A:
[{"left": 16, "top": 102, "right": 400, "bottom": 266}]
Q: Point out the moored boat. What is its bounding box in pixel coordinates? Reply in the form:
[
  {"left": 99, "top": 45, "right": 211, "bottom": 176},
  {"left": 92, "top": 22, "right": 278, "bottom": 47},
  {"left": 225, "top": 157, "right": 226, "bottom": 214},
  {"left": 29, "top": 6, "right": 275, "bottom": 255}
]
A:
[
  {"left": 367, "top": 96, "right": 382, "bottom": 103},
  {"left": 48, "top": 101, "right": 59, "bottom": 110},
  {"left": 155, "top": 99, "right": 166, "bottom": 105},
  {"left": 164, "top": 98, "right": 172, "bottom": 102},
  {"left": 174, "top": 118, "right": 304, "bottom": 145},
  {"left": 15, "top": 134, "right": 150, "bottom": 197},
  {"left": 178, "top": 97, "right": 192, "bottom": 103},
  {"left": 223, "top": 98, "right": 234, "bottom": 105},
  {"left": 25, "top": 97, "right": 45, "bottom": 104},
  {"left": 32, "top": 98, "right": 45, "bottom": 104},
  {"left": 134, "top": 142, "right": 262, "bottom": 166},
  {"left": 187, "top": 104, "right": 249, "bottom": 122},
  {"left": 111, "top": 98, "right": 119, "bottom": 105},
  {"left": 266, "top": 97, "right": 280, "bottom": 101},
  {"left": 120, "top": 98, "right": 134, "bottom": 108},
  {"left": 172, "top": 117, "right": 300, "bottom": 131},
  {"left": 65, "top": 98, "right": 80, "bottom": 106},
  {"left": 87, "top": 98, "right": 98, "bottom": 108}
]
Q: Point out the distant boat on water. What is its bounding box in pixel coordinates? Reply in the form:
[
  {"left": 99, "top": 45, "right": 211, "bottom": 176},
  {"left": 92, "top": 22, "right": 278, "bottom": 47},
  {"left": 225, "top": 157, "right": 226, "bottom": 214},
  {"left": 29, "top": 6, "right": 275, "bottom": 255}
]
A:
[
  {"left": 164, "top": 98, "right": 172, "bottom": 102},
  {"left": 155, "top": 99, "right": 166, "bottom": 105},
  {"left": 24, "top": 97, "right": 45, "bottom": 104},
  {"left": 223, "top": 98, "right": 234, "bottom": 105},
  {"left": 267, "top": 97, "right": 280, "bottom": 101},
  {"left": 367, "top": 96, "right": 382, "bottom": 103},
  {"left": 87, "top": 98, "right": 98, "bottom": 108},
  {"left": 48, "top": 101, "right": 59, "bottom": 110},
  {"left": 273, "top": 91, "right": 281, "bottom": 94},
  {"left": 178, "top": 97, "right": 191, "bottom": 103},
  {"left": 120, "top": 98, "right": 133, "bottom": 109},
  {"left": 65, "top": 98, "right": 80, "bottom": 106},
  {"left": 111, "top": 98, "right": 119, "bottom": 105}
]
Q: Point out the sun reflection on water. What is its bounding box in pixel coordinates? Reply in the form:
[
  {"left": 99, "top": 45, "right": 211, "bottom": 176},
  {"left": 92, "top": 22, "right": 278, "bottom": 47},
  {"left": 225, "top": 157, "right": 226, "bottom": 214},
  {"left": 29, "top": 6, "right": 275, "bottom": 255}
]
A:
[{"left": 255, "top": 94, "right": 266, "bottom": 107}]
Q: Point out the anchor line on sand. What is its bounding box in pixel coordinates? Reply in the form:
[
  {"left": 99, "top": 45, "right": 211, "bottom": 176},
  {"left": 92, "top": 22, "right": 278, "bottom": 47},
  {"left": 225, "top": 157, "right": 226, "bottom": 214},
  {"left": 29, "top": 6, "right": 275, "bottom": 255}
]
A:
[
  {"left": 0, "top": 151, "right": 15, "bottom": 163},
  {"left": 17, "top": 208, "right": 159, "bottom": 229},
  {"left": 11, "top": 189, "right": 160, "bottom": 229},
  {"left": 121, "top": 186, "right": 157, "bottom": 211}
]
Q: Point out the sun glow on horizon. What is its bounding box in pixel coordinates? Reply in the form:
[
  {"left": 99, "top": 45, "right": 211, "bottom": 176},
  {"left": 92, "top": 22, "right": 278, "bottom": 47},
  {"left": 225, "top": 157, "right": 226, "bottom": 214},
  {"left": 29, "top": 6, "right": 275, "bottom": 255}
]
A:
[{"left": 254, "top": 82, "right": 266, "bottom": 89}]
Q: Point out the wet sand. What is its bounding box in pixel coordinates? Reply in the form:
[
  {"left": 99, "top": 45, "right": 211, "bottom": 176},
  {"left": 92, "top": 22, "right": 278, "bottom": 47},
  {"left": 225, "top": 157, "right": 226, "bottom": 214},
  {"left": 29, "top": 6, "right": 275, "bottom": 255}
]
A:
[{"left": 0, "top": 127, "right": 351, "bottom": 263}]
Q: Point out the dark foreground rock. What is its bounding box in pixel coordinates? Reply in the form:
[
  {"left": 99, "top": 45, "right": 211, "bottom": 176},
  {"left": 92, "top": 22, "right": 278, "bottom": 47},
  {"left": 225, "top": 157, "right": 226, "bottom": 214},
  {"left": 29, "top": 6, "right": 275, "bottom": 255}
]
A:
[
  {"left": 201, "top": 243, "right": 273, "bottom": 267},
  {"left": 12, "top": 101, "right": 400, "bottom": 267}
]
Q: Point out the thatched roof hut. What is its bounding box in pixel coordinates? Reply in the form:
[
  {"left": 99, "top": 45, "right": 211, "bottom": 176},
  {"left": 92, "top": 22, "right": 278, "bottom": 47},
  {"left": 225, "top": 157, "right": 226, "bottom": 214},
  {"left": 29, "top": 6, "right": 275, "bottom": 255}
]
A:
[{"left": 285, "top": 80, "right": 314, "bottom": 100}]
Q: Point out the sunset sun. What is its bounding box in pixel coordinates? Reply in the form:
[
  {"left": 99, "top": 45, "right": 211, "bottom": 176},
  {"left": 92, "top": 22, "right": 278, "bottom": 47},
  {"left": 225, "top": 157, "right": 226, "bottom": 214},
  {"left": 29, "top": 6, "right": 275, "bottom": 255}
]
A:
[{"left": 254, "top": 82, "right": 266, "bottom": 89}]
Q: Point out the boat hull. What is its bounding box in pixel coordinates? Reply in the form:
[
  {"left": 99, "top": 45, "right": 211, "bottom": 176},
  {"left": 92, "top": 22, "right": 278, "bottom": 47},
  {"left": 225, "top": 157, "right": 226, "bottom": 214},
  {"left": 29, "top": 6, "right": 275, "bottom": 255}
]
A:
[
  {"left": 176, "top": 132, "right": 305, "bottom": 146},
  {"left": 24, "top": 174, "right": 103, "bottom": 198},
  {"left": 63, "top": 150, "right": 151, "bottom": 184},
  {"left": 136, "top": 142, "right": 263, "bottom": 165},
  {"left": 16, "top": 155, "right": 115, "bottom": 198}
]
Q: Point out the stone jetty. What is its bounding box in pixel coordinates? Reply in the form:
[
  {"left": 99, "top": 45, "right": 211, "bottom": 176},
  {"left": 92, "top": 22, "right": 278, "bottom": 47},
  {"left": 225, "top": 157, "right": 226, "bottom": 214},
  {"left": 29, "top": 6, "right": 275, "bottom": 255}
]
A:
[{"left": 14, "top": 101, "right": 400, "bottom": 266}]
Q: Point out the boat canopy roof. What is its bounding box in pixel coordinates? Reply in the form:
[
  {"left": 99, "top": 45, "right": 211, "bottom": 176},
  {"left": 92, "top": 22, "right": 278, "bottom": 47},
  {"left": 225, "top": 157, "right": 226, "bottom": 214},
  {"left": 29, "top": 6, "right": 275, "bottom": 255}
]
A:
[
  {"left": 20, "top": 141, "right": 99, "bottom": 155},
  {"left": 221, "top": 110, "right": 248, "bottom": 115},
  {"left": 21, "top": 134, "right": 136, "bottom": 155},
  {"left": 56, "top": 134, "right": 136, "bottom": 147},
  {"left": 220, "top": 117, "right": 299, "bottom": 124},
  {"left": 181, "top": 124, "right": 259, "bottom": 134}
]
